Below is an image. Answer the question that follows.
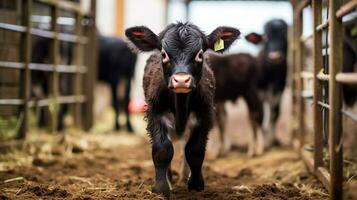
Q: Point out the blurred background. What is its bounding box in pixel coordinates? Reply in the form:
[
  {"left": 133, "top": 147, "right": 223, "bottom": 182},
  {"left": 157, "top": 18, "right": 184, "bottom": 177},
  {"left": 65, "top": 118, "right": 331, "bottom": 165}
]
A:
[
  {"left": 0, "top": 1, "right": 356, "bottom": 199},
  {"left": 94, "top": 0, "right": 296, "bottom": 137}
]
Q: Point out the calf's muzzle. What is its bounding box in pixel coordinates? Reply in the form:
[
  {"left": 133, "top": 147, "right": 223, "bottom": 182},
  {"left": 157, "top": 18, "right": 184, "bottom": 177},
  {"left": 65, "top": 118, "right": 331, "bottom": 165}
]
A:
[{"left": 170, "top": 73, "right": 192, "bottom": 93}]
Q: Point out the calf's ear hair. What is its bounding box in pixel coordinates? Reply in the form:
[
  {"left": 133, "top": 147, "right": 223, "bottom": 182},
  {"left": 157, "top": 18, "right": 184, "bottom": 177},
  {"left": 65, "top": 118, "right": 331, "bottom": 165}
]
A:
[
  {"left": 245, "top": 32, "right": 263, "bottom": 45},
  {"left": 207, "top": 26, "right": 240, "bottom": 52},
  {"left": 125, "top": 26, "right": 160, "bottom": 51}
]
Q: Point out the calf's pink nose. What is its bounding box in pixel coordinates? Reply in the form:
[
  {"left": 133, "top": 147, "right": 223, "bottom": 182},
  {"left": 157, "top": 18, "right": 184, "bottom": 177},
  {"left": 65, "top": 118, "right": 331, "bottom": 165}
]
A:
[{"left": 171, "top": 73, "right": 192, "bottom": 93}]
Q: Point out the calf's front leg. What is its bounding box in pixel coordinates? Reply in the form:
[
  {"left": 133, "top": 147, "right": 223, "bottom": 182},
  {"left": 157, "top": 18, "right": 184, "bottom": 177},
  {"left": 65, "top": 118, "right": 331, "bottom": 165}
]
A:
[
  {"left": 185, "top": 123, "right": 209, "bottom": 191},
  {"left": 244, "top": 91, "right": 264, "bottom": 157},
  {"left": 148, "top": 115, "right": 174, "bottom": 198}
]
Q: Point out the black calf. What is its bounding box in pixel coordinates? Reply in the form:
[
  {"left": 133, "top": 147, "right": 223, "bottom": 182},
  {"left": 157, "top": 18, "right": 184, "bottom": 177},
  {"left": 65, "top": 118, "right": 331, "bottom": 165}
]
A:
[
  {"left": 126, "top": 22, "right": 240, "bottom": 198},
  {"left": 246, "top": 19, "right": 288, "bottom": 148},
  {"left": 97, "top": 35, "right": 137, "bottom": 132}
]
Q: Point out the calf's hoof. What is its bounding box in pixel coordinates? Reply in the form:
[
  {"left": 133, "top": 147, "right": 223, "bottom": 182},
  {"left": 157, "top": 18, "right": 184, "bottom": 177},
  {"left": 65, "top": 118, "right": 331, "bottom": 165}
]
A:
[
  {"left": 188, "top": 174, "right": 204, "bottom": 191},
  {"left": 114, "top": 123, "right": 121, "bottom": 131},
  {"left": 217, "top": 146, "right": 229, "bottom": 158},
  {"left": 255, "top": 144, "right": 264, "bottom": 156},
  {"left": 126, "top": 124, "right": 134, "bottom": 133},
  {"left": 152, "top": 182, "right": 170, "bottom": 199},
  {"left": 247, "top": 145, "right": 256, "bottom": 157}
]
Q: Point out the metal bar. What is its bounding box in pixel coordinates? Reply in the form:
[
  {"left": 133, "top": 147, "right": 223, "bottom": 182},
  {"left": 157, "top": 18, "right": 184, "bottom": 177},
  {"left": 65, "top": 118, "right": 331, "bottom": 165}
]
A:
[
  {"left": 58, "top": 95, "right": 85, "bottom": 104},
  {"left": 300, "top": 33, "right": 313, "bottom": 43},
  {"left": 0, "top": 61, "right": 25, "bottom": 69},
  {"left": 328, "top": 0, "right": 343, "bottom": 198},
  {"left": 316, "top": 20, "right": 329, "bottom": 31},
  {"left": 0, "top": 99, "right": 24, "bottom": 105},
  {"left": 83, "top": 0, "right": 97, "bottom": 131},
  {"left": 335, "top": 72, "right": 357, "bottom": 84},
  {"left": 0, "top": 23, "right": 87, "bottom": 44},
  {"left": 317, "top": 69, "right": 330, "bottom": 81},
  {"left": 301, "top": 71, "right": 314, "bottom": 79},
  {"left": 318, "top": 101, "right": 330, "bottom": 109},
  {"left": 18, "top": 0, "right": 33, "bottom": 139},
  {"left": 336, "top": 0, "right": 357, "bottom": 18},
  {"left": 57, "top": 65, "right": 87, "bottom": 73},
  {"left": 30, "top": 63, "right": 54, "bottom": 71},
  {"left": 312, "top": 0, "right": 324, "bottom": 172},
  {"left": 35, "top": 0, "right": 82, "bottom": 14},
  {"left": 0, "top": 61, "right": 87, "bottom": 73},
  {"left": 0, "top": 22, "right": 26, "bottom": 32},
  {"left": 296, "top": 0, "right": 311, "bottom": 13},
  {"left": 302, "top": 90, "right": 313, "bottom": 99},
  {"left": 27, "top": 95, "right": 86, "bottom": 107}
]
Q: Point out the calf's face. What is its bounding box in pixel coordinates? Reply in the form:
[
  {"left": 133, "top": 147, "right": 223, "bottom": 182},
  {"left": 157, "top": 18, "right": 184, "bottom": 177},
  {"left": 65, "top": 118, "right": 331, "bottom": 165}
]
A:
[
  {"left": 246, "top": 19, "right": 288, "bottom": 65},
  {"left": 125, "top": 23, "right": 240, "bottom": 93}
]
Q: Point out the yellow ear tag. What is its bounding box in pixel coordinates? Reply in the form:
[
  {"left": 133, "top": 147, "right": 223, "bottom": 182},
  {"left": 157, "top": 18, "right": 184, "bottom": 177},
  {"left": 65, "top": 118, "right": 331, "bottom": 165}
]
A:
[{"left": 214, "top": 38, "right": 224, "bottom": 52}]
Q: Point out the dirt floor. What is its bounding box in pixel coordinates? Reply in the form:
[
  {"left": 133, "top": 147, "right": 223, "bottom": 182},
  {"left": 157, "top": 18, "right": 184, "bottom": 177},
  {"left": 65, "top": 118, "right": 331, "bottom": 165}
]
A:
[
  {"left": 0, "top": 131, "right": 334, "bottom": 200},
  {"left": 1, "top": 89, "right": 356, "bottom": 199}
]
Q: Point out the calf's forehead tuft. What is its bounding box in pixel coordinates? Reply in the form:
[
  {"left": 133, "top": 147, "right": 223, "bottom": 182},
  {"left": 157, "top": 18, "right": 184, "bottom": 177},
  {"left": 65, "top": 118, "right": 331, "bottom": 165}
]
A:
[{"left": 159, "top": 22, "right": 206, "bottom": 54}]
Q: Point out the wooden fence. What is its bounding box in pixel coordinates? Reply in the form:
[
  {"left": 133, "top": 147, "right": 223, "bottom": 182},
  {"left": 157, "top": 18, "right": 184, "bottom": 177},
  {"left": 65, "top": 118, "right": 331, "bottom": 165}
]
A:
[
  {"left": 0, "top": 0, "right": 97, "bottom": 140},
  {"left": 292, "top": 0, "right": 357, "bottom": 199}
]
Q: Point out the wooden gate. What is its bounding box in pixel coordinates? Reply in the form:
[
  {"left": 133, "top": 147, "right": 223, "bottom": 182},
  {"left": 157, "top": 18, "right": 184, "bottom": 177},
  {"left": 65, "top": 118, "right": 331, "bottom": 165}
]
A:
[
  {"left": 0, "top": 0, "right": 97, "bottom": 140},
  {"left": 292, "top": 0, "right": 357, "bottom": 199}
]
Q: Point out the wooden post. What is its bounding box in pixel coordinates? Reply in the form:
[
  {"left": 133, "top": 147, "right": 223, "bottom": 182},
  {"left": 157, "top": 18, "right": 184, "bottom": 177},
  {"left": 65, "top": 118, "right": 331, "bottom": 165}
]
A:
[
  {"left": 50, "top": 4, "right": 60, "bottom": 133},
  {"left": 291, "top": 3, "right": 298, "bottom": 145},
  {"left": 328, "top": 0, "right": 343, "bottom": 199},
  {"left": 18, "top": 0, "right": 32, "bottom": 139},
  {"left": 312, "top": 0, "right": 324, "bottom": 170},
  {"left": 73, "top": 11, "right": 83, "bottom": 128},
  {"left": 83, "top": 0, "right": 96, "bottom": 131},
  {"left": 295, "top": 9, "right": 305, "bottom": 149},
  {"left": 115, "top": 0, "right": 124, "bottom": 37}
]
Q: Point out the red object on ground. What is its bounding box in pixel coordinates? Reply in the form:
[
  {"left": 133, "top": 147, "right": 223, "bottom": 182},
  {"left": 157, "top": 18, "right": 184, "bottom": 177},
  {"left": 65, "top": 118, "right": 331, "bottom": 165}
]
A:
[{"left": 129, "top": 97, "right": 147, "bottom": 113}]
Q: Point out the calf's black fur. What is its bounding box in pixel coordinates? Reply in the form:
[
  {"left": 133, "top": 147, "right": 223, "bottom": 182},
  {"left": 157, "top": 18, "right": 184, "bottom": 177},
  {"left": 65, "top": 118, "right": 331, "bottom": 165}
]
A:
[{"left": 126, "top": 22, "right": 240, "bottom": 198}]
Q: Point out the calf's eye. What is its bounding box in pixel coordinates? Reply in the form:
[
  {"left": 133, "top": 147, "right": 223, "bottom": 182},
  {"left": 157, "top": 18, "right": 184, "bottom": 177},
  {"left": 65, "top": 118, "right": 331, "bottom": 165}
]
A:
[
  {"left": 195, "top": 49, "right": 203, "bottom": 63},
  {"left": 161, "top": 49, "right": 170, "bottom": 64}
]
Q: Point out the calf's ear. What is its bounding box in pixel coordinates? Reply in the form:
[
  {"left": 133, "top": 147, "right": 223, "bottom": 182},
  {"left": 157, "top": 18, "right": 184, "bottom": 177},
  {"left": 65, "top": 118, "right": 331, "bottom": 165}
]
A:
[
  {"left": 207, "top": 26, "right": 240, "bottom": 52},
  {"left": 245, "top": 32, "right": 263, "bottom": 45},
  {"left": 125, "top": 26, "right": 160, "bottom": 51}
]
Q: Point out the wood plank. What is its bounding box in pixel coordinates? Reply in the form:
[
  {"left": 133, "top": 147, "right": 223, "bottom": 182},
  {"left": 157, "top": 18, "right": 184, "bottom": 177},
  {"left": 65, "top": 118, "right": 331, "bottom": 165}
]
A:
[
  {"left": 336, "top": 0, "right": 357, "bottom": 18},
  {"left": 312, "top": 0, "right": 324, "bottom": 170},
  {"left": 115, "top": 0, "right": 124, "bottom": 37},
  {"left": 18, "top": 0, "right": 32, "bottom": 139},
  {"left": 83, "top": 0, "right": 97, "bottom": 131},
  {"left": 316, "top": 167, "right": 331, "bottom": 193},
  {"left": 73, "top": 11, "right": 83, "bottom": 128},
  {"left": 49, "top": 4, "right": 60, "bottom": 133},
  {"left": 335, "top": 72, "right": 357, "bottom": 84},
  {"left": 328, "top": 0, "right": 343, "bottom": 199},
  {"left": 296, "top": 0, "right": 311, "bottom": 13}
]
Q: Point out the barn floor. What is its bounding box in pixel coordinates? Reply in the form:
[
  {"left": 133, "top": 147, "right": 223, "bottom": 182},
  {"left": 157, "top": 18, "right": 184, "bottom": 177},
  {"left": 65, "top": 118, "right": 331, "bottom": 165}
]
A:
[
  {"left": 0, "top": 131, "right": 331, "bottom": 200},
  {"left": 1, "top": 88, "right": 356, "bottom": 200}
]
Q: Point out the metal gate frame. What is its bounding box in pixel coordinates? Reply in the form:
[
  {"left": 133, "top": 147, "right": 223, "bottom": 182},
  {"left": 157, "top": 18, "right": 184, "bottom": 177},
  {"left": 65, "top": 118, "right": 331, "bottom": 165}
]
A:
[
  {"left": 0, "top": 0, "right": 96, "bottom": 139},
  {"left": 292, "top": 0, "right": 357, "bottom": 199}
]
